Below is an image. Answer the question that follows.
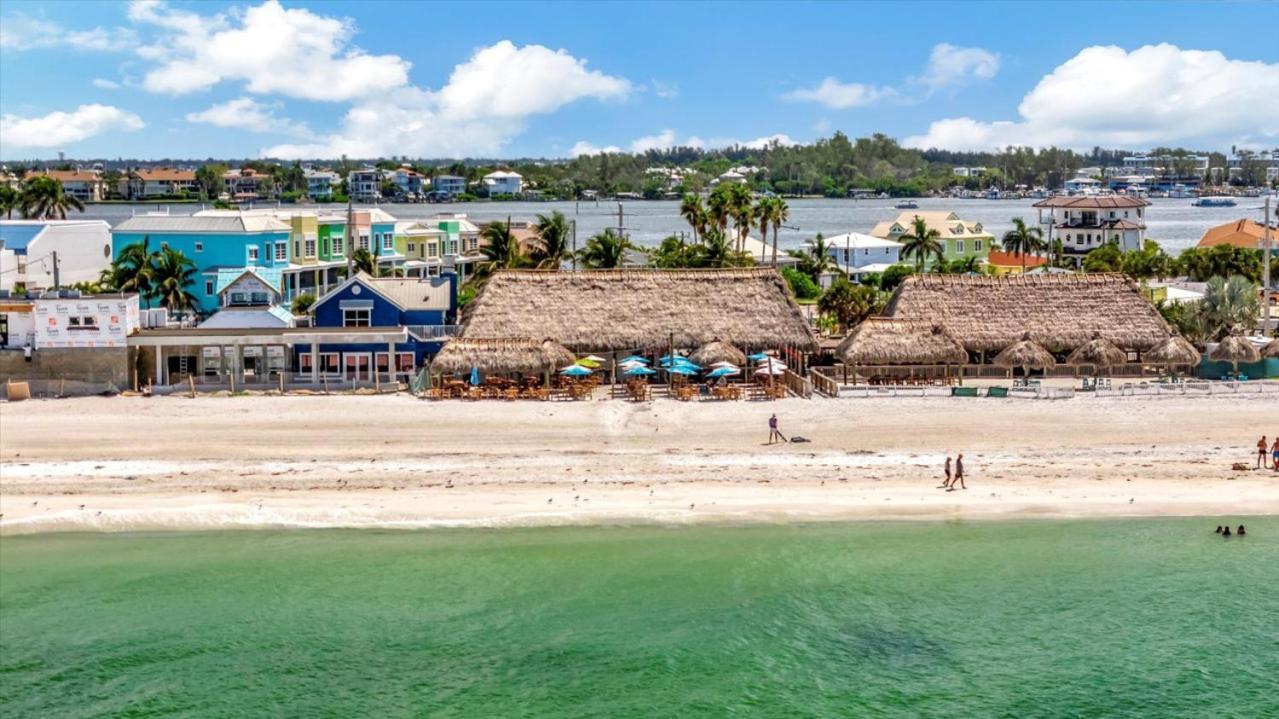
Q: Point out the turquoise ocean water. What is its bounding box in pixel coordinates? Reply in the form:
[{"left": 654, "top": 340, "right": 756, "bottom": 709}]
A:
[{"left": 2, "top": 519, "right": 1277, "bottom": 717}]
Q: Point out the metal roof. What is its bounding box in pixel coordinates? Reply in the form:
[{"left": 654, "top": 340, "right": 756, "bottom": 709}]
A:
[
  {"left": 0, "top": 224, "right": 45, "bottom": 251},
  {"left": 313, "top": 273, "right": 452, "bottom": 313},
  {"left": 197, "top": 307, "right": 294, "bottom": 329},
  {"left": 112, "top": 215, "right": 290, "bottom": 234}
]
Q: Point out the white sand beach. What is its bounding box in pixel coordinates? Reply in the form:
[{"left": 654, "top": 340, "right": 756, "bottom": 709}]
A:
[{"left": 2, "top": 393, "right": 1277, "bottom": 534}]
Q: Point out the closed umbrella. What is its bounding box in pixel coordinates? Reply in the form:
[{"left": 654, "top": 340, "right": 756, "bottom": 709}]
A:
[{"left": 469, "top": 366, "right": 480, "bottom": 386}]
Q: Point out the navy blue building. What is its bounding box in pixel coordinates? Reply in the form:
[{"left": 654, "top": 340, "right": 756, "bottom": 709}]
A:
[{"left": 302, "top": 271, "right": 457, "bottom": 381}]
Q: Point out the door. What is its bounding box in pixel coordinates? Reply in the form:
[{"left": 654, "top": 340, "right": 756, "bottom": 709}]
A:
[{"left": 344, "top": 353, "right": 371, "bottom": 381}]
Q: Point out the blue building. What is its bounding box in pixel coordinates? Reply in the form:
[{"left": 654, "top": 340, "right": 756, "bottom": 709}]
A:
[
  {"left": 302, "top": 272, "right": 458, "bottom": 381},
  {"left": 111, "top": 214, "right": 293, "bottom": 314}
]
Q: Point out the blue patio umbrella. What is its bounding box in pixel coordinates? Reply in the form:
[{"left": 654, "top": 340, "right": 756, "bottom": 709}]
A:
[
  {"left": 674, "top": 359, "right": 703, "bottom": 371},
  {"left": 747, "top": 352, "right": 770, "bottom": 361},
  {"left": 618, "top": 355, "right": 649, "bottom": 364},
  {"left": 658, "top": 354, "right": 687, "bottom": 364},
  {"left": 666, "top": 365, "right": 697, "bottom": 376},
  {"left": 469, "top": 367, "right": 480, "bottom": 386},
  {"left": 706, "top": 367, "right": 741, "bottom": 378},
  {"left": 623, "top": 366, "right": 657, "bottom": 376},
  {"left": 560, "top": 364, "right": 593, "bottom": 377}
]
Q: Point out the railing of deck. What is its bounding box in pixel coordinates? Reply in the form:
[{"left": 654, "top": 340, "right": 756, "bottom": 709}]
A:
[
  {"left": 406, "top": 325, "right": 460, "bottom": 340},
  {"left": 809, "top": 368, "right": 839, "bottom": 397},
  {"left": 782, "top": 368, "right": 812, "bottom": 398}
]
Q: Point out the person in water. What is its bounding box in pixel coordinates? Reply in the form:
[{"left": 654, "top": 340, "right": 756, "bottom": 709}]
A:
[
  {"left": 1222, "top": 526, "right": 1232, "bottom": 537},
  {"left": 1215, "top": 525, "right": 1223, "bottom": 534},
  {"left": 1237, "top": 525, "right": 1246, "bottom": 536},
  {"left": 1258, "top": 436, "right": 1269, "bottom": 469}
]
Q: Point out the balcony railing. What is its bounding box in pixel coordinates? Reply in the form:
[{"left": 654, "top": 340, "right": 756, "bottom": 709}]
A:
[{"left": 406, "top": 325, "right": 460, "bottom": 340}]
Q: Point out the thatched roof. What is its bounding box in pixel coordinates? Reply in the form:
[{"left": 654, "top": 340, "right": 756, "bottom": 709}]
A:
[
  {"left": 1208, "top": 336, "right": 1261, "bottom": 364},
  {"left": 1066, "top": 332, "right": 1129, "bottom": 367},
  {"left": 1144, "top": 334, "right": 1202, "bottom": 366},
  {"left": 689, "top": 340, "right": 746, "bottom": 366},
  {"left": 882, "top": 274, "right": 1170, "bottom": 353},
  {"left": 431, "top": 337, "right": 575, "bottom": 375},
  {"left": 1262, "top": 338, "right": 1279, "bottom": 359},
  {"left": 993, "top": 332, "right": 1057, "bottom": 370},
  {"left": 461, "top": 269, "right": 818, "bottom": 352},
  {"left": 836, "top": 318, "right": 968, "bottom": 366}
]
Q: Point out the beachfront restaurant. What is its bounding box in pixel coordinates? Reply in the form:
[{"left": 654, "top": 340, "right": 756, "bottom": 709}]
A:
[{"left": 456, "top": 267, "right": 819, "bottom": 393}]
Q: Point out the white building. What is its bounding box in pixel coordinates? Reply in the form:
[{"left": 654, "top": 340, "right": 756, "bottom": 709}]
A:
[
  {"left": 1032, "top": 196, "right": 1149, "bottom": 262},
  {"left": 1063, "top": 176, "right": 1103, "bottom": 193},
  {"left": 822, "top": 232, "right": 903, "bottom": 285},
  {"left": 0, "top": 220, "right": 113, "bottom": 293},
  {"left": 16, "top": 292, "right": 141, "bottom": 349},
  {"left": 483, "top": 171, "right": 523, "bottom": 196},
  {"left": 304, "top": 169, "right": 340, "bottom": 200},
  {"left": 953, "top": 167, "right": 987, "bottom": 178},
  {"left": 1122, "top": 153, "right": 1210, "bottom": 178}
]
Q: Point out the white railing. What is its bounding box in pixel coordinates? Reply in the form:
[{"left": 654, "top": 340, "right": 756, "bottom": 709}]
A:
[{"left": 406, "top": 325, "right": 460, "bottom": 340}]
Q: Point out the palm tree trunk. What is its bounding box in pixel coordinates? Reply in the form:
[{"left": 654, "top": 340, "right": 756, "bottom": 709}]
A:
[{"left": 771, "top": 225, "right": 778, "bottom": 267}]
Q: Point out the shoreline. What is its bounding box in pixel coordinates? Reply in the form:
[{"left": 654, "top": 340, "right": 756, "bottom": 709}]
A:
[{"left": 3, "top": 394, "right": 1278, "bottom": 535}]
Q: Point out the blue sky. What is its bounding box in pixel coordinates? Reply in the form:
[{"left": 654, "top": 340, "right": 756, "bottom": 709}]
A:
[{"left": 1, "top": 0, "right": 1276, "bottom": 160}]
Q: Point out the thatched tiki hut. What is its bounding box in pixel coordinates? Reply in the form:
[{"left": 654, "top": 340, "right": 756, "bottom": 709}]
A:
[
  {"left": 1144, "top": 333, "right": 1202, "bottom": 374},
  {"left": 1065, "top": 331, "right": 1129, "bottom": 376},
  {"left": 993, "top": 332, "right": 1056, "bottom": 378},
  {"left": 882, "top": 274, "right": 1171, "bottom": 361},
  {"left": 1208, "top": 335, "right": 1261, "bottom": 375},
  {"left": 835, "top": 318, "right": 967, "bottom": 383},
  {"left": 689, "top": 340, "right": 747, "bottom": 367},
  {"left": 431, "top": 337, "right": 575, "bottom": 379},
  {"left": 460, "top": 269, "right": 818, "bottom": 365}
]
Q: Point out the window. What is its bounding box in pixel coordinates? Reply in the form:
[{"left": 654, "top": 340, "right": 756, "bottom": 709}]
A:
[
  {"left": 408, "top": 242, "right": 416, "bottom": 253},
  {"left": 342, "top": 308, "right": 371, "bottom": 327},
  {"left": 427, "top": 242, "right": 438, "bottom": 257},
  {"left": 382, "top": 233, "right": 395, "bottom": 251},
  {"left": 359, "top": 234, "right": 370, "bottom": 250},
  {"left": 320, "top": 353, "right": 340, "bottom": 374},
  {"left": 195, "top": 242, "right": 204, "bottom": 252},
  {"left": 955, "top": 240, "right": 965, "bottom": 253},
  {"left": 974, "top": 239, "right": 983, "bottom": 252},
  {"left": 332, "top": 236, "right": 344, "bottom": 255},
  {"left": 275, "top": 243, "right": 287, "bottom": 261},
  {"left": 67, "top": 316, "right": 97, "bottom": 330},
  {"left": 230, "top": 292, "right": 248, "bottom": 305},
  {"left": 305, "top": 238, "right": 316, "bottom": 257},
  {"left": 205, "top": 280, "right": 215, "bottom": 295},
  {"left": 248, "top": 246, "right": 259, "bottom": 262}
]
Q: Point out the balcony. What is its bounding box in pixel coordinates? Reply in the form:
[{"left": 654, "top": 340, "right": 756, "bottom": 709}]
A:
[{"left": 406, "top": 325, "right": 459, "bottom": 340}]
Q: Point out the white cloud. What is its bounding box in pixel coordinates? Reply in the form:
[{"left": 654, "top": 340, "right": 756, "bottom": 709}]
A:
[
  {"left": 0, "top": 13, "right": 136, "bottom": 51},
  {"left": 92, "top": 78, "right": 122, "bottom": 90},
  {"left": 0, "top": 104, "right": 145, "bottom": 149},
  {"left": 263, "top": 40, "right": 629, "bottom": 158},
  {"left": 570, "top": 140, "right": 622, "bottom": 157},
  {"left": 783, "top": 77, "right": 893, "bottom": 109},
  {"left": 915, "top": 43, "right": 1000, "bottom": 90},
  {"left": 129, "top": 0, "right": 410, "bottom": 101},
  {"left": 186, "top": 97, "right": 312, "bottom": 136},
  {"left": 650, "top": 80, "right": 679, "bottom": 99},
  {"left": 904, "top": 44, "right": 1279, "bottom": 151},
  {"left": 738, "top": 134, "right": 797, "bottom": 150}
]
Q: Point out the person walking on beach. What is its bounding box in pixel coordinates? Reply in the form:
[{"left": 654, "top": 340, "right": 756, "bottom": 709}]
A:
[
  {"left": 1258, "top": 436, "right": 1269, "bottom": 469},
  {"left": 940, "top": 456, "right": 953, "bottom": 488},
  {"left": 1271, "top": 437, "right": 1279, "bottom": 473},
  {"left": 768, "top": 414, "right": 784, "bottom": 444},
  {"left": 949, "top": 453, "right": 966, "bottom": 490}
]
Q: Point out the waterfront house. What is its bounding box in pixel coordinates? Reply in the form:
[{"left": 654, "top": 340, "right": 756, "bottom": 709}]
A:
[
  {"left": 304, "top": 169, "right": 340, "bottom": 200},
  {"left": 882, "top": 273, "right": 1170, "bottom": 356},
  {"left": 821, "top": 232, "right": 903, "bottom": 280},
  {"left": 460, "top": 268, "right": 817, "bottom": 354},
  {"left": 0, "top": 220, "right": 113, "bottom": 293},
  {"left": 395, "top": 215, "right": 484, "bottom": 281},
  {"left": 1197, "top": 219, "right": 1275, "bottom": 250},
  {"left": 223, "top": 168, "right": 273, "bottom": 201},
  {"left": 984, "top": 250, "right": 1049, "bottom": 276},
  {"left": 32, "top": 169, "right": 105, "bottom": 202},
  {"left": 1032, "top": 195, "right": 1148, "bottom": 264},
  {"left": 122, "top": 168, "right": 198, "bottom": 200},
  {"left": 348, "top": 167, "right": 383, "bottom": 202},
  {"left": 389, "top": 166, "right": 426, "bottom": 199},
  {"left": 303, "top": 272, "right": 458, "bottom": 380},
  {"left": 869, "top": 211, "right": 992, "bottom": 267},
  {"left": 483, "top": 170, "right": 523, "bottom": 196},
  {"left": 111, "top": 214, "right": 292, "bottom": 314},
  {"left": 431, "top": 174, "right": 466, "bottom": 199}
]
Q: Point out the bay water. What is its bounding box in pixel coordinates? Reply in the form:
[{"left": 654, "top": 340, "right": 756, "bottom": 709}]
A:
[{"left": 2, "top": 519, "right": 1276, "bottom": 717}]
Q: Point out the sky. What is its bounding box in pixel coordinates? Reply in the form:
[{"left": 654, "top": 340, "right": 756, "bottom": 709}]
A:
[{"left": 0, "top": 0, "right": 1276, "bottom": 161}]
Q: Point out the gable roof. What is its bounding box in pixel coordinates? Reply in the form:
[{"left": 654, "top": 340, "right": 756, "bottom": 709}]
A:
[
  {"left": 214, "top": 267, "right": 284, "bottom": 297},
  {"left": 112, "top": 215, "right": 290, "bottom": 234},
  {"left": 311, "top": 272, "right": 453, "bottom": 313},
  {"left": 882, "top": 273, "right": 1170, "bottom": 353},
  {"left": 460, "top": 268, "right": 818, "bottom": 352},
  {"left": 1197, "top": 219, "right": 1271, "bottom": 249}
]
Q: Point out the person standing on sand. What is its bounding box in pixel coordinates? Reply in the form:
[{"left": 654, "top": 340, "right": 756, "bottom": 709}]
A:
[
  {"left": 941, "top": 456, "right": 952, "bottom": 488},
  {"left": 768, "top": 414, "right": 781, "bottom": 445},
  {"left": 1271, "top": 438, "right": 1279, "bottom": 473},
  {"left": 1258, "top": 436, "right": 1269, "bottom": 469},
  {"left": 949, "top": 453, "right": 966, "bottom": 490}
]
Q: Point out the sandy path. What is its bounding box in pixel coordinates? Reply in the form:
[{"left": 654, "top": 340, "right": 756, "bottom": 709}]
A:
[{"left": 2, "top": 393, "right": 1277, "bottom": 533}]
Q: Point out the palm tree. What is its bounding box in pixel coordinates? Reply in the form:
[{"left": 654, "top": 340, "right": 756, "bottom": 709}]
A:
[
  {"left": 755, "top": 197, "right": 777, "bottom": 265},
  {"left": 477, "top": 220, "right": 525, "bottom": 276},
  {"left": 532, "top": 210, "right": 571, "bottom": 269},
  {"left": 1201, "top": 275, "right": 1260, "bottom": 339},
  {"left": 706, "top": 185, "right": 731, "bottom": 238},
  {"left": 578, "top": 229, "right": 631, "bottom": 269},
  {"left": 898, "top": 215, "right": 944, "bottom": 272},
  {"left": 696, "top": 228, "right": 737, "bottom": 268},
  {"left": 818, "top": 280, "right": 884, "bottom": 331},
  {"left": 107, "top": 239, "right": 157, "bottom": 304},
  {"left": 679, "top": 193, "right": 707, "bottom": 243},
  {"left": 350, "top": 248, "right": 377, "bottom": 276},
  {"left": 728, "top": 183, "right": 754, "bottom": 253},
  {"left": 0, "top": 185, "right": 17, "bottom": 219},
  {"left": 769, "top": 198, "right": 789, "bottom": 267},
  {"left": 150, "top": 247, "right": 198, "bottom": 318},
  {"left": 1001, "top": 217, "right": 1046, "bottom": 272},
  {"left": 20, "top": 176, "right": 85, "bottom": 219},
  {"left": 786, "top": 233, "right": 838, "bottom": 283}
]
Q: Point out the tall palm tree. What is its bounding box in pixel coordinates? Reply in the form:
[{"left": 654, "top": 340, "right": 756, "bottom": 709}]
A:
[
  {"left": 20, "top": 176, "right": 85, "bottom": 219},
  {"left": 1201, "top": 275, "right": 1260, "bottom": 338},
  {"left": 532, "top": 210, "right": 571, "bottom": 269},
  {"left": 0, "top": 185, "right": 17, "bottom": 219},
  {"left": 1001, "top": 217, "right": 1046, "bottom": 271},
  {"left": 350, "top": 248, "right": 377, "bottom": 276},
  {"left": 578, "top": 228, "right": 631, "bottom": 269},
  {"left": 786, "top": 233, "right": 838, "bottom": 283},
  {"left": 679, "top": 193, "right": 707, "bottom": 244},
  {"left": 706, "top": 185, "right": 732, "bottom": 238},
  {"left": 108, "top": 239, "right": 157, "bottom": 305},
  {"left": 477, "top": 220, "right": 525, "bottom": 276},
  {"left": 150, "top": 247, "right": 198, "bottom": 318},
  {"left": 898, "top": 215, "right": 944, "bottom": 272},
  {"left": 755, "top": 197, "right": 778, "bottom": 264},
  {"left": 769, "top": 198, "right": 789, "bottom": 267},
  {"left": 728, "top": 183, "right": 754, "bottom": 253},
  {"left": 697, "top": 229, "right": 737, "bottom": 268}
]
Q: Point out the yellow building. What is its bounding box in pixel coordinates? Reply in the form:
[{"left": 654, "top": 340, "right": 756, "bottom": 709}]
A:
[{"left": 869, "top": 211, "right": 993, "bottom": 264}]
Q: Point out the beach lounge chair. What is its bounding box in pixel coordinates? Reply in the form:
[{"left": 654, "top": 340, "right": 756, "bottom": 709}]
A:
[
  {"left": 952, "top": 387, "right": 979, "bottom": 397},
  {"left": 986, "top": 386, "right": 1009, "bottom": 398}
]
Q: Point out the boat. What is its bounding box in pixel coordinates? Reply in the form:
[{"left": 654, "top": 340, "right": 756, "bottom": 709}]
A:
[
  {"left": 1168, "top": 184, "right": 1195, "bottom": 199},
  {"left": 1193, "top": 196, "right": 1237, "bottom": 207},
  {"left": 894, "top": 199, "right": 919, "bottom": 209}
]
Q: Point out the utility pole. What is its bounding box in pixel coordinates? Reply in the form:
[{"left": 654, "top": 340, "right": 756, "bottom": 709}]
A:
[
  {"left": 571, "top": 219, "right": 577, "bottom": 271},
  {"left": 1265, "top": 196, "right": 1273, "bottom": 332},
  {"left": 344, "top": 196, "right": 354, "bottom": 278},
  {"left": 51, "top": 250, "right": 60, "bottom": 289}
]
